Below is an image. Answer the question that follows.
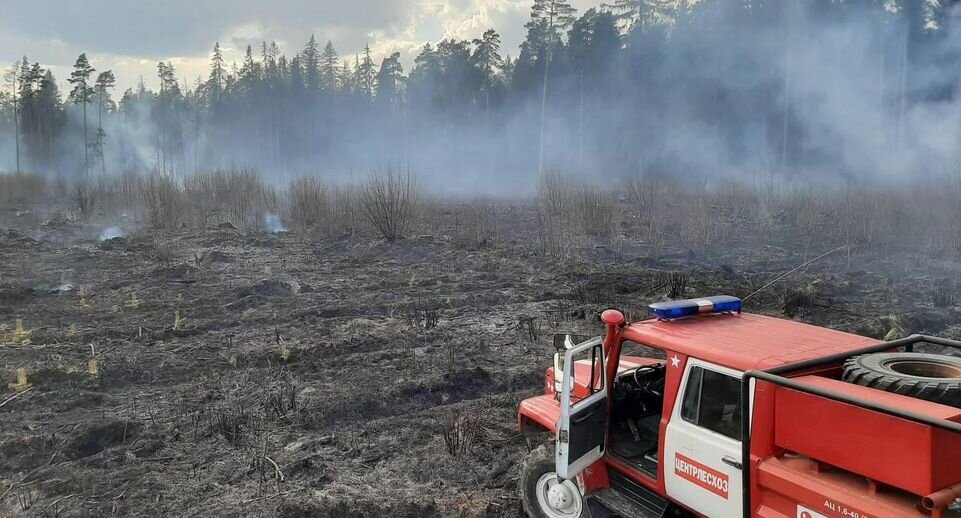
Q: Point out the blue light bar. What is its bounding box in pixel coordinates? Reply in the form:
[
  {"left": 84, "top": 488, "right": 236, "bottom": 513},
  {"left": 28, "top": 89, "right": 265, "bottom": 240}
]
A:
[{"left": 649, "top": 295, "right": 742, "bottom": 320}]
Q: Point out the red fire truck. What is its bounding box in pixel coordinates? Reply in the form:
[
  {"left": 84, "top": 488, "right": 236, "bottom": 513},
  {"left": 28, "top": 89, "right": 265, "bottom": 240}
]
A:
[{"left": 517, "top": 296, "right": 961, "bottom": 518}]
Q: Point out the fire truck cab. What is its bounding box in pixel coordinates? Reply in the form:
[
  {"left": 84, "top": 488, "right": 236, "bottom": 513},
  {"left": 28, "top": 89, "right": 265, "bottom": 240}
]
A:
[{"left": 517, "top": 296, "right": 961, "bottom": 518}]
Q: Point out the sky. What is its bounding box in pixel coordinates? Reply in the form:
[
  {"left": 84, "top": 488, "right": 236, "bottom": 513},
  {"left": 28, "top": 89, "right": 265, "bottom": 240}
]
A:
[{"left": 1, "top": 0, "right": 598, "bottom": 93}]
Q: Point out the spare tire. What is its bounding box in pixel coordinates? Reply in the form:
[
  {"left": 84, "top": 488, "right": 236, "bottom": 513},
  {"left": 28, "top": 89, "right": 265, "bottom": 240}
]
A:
[{"left": 843, "top": 352, "right": 961, "bottom": 408}]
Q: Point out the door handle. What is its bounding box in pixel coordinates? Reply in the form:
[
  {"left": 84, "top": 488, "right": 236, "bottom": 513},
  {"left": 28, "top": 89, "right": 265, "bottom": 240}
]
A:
[
  {"left": 572, "top": 411, "right": 596, "bottom": 424},
  {"left": 721, "top": 456, "right": 742, "bottom": 470}
]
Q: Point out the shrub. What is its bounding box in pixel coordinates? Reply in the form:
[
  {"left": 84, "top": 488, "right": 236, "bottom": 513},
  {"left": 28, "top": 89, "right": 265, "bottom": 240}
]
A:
[
  {"left": 139, "top": 174, "right": 183, "bottom": 229},
  {"left": 574, "top": 185, "right": 617, "bottom": 238},
  {"left": 0, "top": 173, "right": 47, "bottom": 205},
  {"left": 360, "top": 167, "right": 419, "bottom": 241},
  {"left": 73, "top": 182, "right": 97, "bottom": 222},
  {"left": 183, "top": 169, "right": 277, "bottom": 230},
  {"left": 536, "top": 170, "right": 576, "bottom": 257},
  {"left": 330, "top": 185, "right": 361, "bottom": 235},
  {"left": 286, "top": 176, "right": 329, "bottom": 235}
]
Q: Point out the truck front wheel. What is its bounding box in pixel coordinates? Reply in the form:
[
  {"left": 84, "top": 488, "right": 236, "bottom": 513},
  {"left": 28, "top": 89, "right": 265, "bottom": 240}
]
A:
[{"left": 518, "top": 444, "right": 587, "bottom": 518}]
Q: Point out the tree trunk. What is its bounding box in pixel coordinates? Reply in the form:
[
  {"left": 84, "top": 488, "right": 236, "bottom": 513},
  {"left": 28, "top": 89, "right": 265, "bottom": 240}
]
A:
[
  {"left": 99, "top": 90, "right": 106, "bottom": 176},
  {"left": 538, "top": 18, "right": 554, "bottom": 176},
  {"left": 578, "top": 70, "right": 584, "bottom": 173},
  {"left": 13, "top": 69, "right": 20, "bottom": 175},
  {"left": 82, "top": 96, "right": 89, "bottom": 178}
]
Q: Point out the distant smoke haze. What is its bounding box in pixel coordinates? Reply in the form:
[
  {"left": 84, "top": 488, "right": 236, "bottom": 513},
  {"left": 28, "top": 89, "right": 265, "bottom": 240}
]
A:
[{"left": 2, "top": 1, "right": 960, "bottom": 194}]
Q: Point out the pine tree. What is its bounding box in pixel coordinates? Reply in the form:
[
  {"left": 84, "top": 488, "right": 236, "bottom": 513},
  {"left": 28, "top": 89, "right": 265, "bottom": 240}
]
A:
[
  {"left": 303, "top": 35, "right": 322, "bottom": 92},
  {"left": 471, "top": 29, "right": 504, "bottom": 111},
  {"left": 604, "top": 0, "right": 675, "bottom": 32},
  {"left": 375, "top": 52, "right": 403, "bottom": 108},
  {"left": 3, "top": 63, "right": 20, "bottom": 174},
  {"left": 68, "top": 53, "right": 96, "bottom": 177},
  {"left": 527, "top": 0, "right": 577, "bottom": 174},
  {"left": 321, "top": 41, "right": 339, "bottom": 92},
  {"left": 529, "top": 0, "right": 577, "bottom": 45},
  {"left": 339, "top": 59, "right": 354, "bottom": 93},
  {"left": 209, "top": 42, "right": 226, "bottom": 97},
  {"left": 37, "top": 69, "right": 63, "bottom": 166},
  {"left": 357, "top": 44, "right": 377, "bottom": 101},
  {"left": 93, "top": 70, "right": 116, "bottom": 175},
  {"left": 156, "top": 62, "right": 181, "bottom": 174}
]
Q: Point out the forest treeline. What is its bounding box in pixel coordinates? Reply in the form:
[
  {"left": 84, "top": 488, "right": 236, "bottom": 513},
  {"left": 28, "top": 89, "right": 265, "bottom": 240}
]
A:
[{"left": 1, "top": 0, "right": 959, "bottom": 189}]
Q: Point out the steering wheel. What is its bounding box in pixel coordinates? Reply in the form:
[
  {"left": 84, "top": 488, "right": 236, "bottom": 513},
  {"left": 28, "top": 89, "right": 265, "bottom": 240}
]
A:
[{"left": 632, "top": 365, "right": 665, "bottom": 398}]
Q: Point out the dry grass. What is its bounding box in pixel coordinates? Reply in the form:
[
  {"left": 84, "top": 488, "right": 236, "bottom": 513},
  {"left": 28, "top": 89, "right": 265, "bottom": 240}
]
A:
[
  {"left": 72, "top": 182, "right": 99, "bottom": 222},
  {"left": 184, "top": 169, "right": 278, "bottom": 230},
  {"left": 451, "top": 199, "right": 499, "bottom": 249},
  {"left": 5, "top": 168, "right": 961, "bottom": 262},
  {"left": 0, "top": 173, "right": 47, "bottom": 206},
  {"left": 573, "top": 185, "right": 617, "bottom": 238},
  {"left": 330, "top": 185, "right": 361, "bottom": 236},
  {"left": 286, "top": 176, "right": 330, "bottom": 235},
  {"left": 536, "top": 170, "right": 620, "bottom": 255},
  {"left": 360, "top": 167, "right": 419, "bottom": 241},
  {"left": 535, "top": 170, "right": 575, "bottom": 257}
]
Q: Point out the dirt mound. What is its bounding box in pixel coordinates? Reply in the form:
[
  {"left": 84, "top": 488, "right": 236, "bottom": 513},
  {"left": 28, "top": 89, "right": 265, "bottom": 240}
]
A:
[
  {"left": 198, "top": 249, "right": 233, "bottom": 267},
  {"left": 225, "top": 275, "right": 303, "bottom": 310},
  {"left": 65, "top": 420, "right": 142, "bottom": 460},
  {"left": 237, "top": 276, "right": 302, "bottom": 298},
  {"left": 0, "top": 283, "right": 32, "bottom": 303},
  {"left": 98, "top": 236, "right": 128, "bottom": 250},
  {"left": 152, "top": 263, "right": 200, "bottom": 280}
]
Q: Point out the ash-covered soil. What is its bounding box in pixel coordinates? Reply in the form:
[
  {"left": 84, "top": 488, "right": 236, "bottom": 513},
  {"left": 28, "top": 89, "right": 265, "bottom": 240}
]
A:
[{"left": 1, "top": 206, "right": 960, "bottom": 517}]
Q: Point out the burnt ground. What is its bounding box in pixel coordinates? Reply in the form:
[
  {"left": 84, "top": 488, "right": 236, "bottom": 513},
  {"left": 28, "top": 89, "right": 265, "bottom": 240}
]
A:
[{"left": 1, "top": 204, "right": 961, "bottom": 517}]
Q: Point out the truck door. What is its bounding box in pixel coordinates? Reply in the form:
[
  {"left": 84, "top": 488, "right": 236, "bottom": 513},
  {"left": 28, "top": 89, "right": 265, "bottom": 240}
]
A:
[
  {"left": 556, "top": 338, "right": 607, "bottom": 480},
  {"left": 664, "top": 359, "right": 746, "bottom": 517}
]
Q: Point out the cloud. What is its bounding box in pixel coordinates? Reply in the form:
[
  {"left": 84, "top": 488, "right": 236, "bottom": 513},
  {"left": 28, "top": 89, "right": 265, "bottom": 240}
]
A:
[{"left": 1, "top": 0, "right": 600, "bottom": 91}]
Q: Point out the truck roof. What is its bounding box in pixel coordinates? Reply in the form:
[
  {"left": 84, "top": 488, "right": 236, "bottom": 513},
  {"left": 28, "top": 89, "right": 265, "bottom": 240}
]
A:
[{"left": 621, "top": 312, "right": 878, "bottom": 371}]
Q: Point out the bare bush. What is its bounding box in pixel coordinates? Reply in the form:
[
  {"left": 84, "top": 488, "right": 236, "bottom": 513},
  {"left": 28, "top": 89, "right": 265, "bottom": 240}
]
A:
[
  {"left": 678, "top": 194, "right": 714, "bottom": 248},
  {"left": 360, "top": 167, "right": 419, "bottom": 241},
  {"left": 781, "top": 284, "right": 817, "bottom": 317},
  {"left": 91, "top": 172, "right": 141, "bottom": 215},
  {"left": 666, "top": 271, "right": 689, "bottom": 298},
  {"left": 574, "top": 185, "right": 617, "bottom": 238},
  {"left": 286, "top": 176, "right": 330, "bottom": 235},
  {"left": 401, "top": 300, "right": 441, "bottom": 330},
  {"left": 72, "top": 182, "right": 97, "bottom": 221},
  {"left": 538, "top": 169, "right": 575, "bottom": 218},
  {"left": 139, "top": 174, "right": 183, "bottom": 229},
  {"left": 452, "top": 199, "right": 499, "bottom": 248},
  {"left": 0, "top": 173, "right": 47, "bottom": 206},
  {"left": 536, "top": 170, "right": 577, "bottom": 257},
  {"left": 330, "top": 185, "right": 361, "bottom": 235},
  {"left": 182, "top": 169, "right": 277, "bottom": 230},
  {"left": 262, "top": 379, "right": 305, "bottom": 420},
  {"left": 931, "top": 283, "right": 957, "bottom": 308},
  {"left": 625, "top": 176, "right": 667, "bottom": 255},
  {"left": 213, "top": 406, "right": 251, "bottom": 447},
  {"left": 442, "top": 411, "right": 482, "bottom": 457}
]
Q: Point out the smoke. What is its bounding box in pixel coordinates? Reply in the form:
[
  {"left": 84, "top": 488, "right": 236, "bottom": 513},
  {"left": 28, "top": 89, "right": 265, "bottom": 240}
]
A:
[
  {"left": 3, "top": 2, "right": 961, "bottom": 192},
  {"left": 99, "top": 226, "right": 124, "bottom": 241},
  {"left": 263, "top": 212, "right": 286, "bottom": 233}
]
